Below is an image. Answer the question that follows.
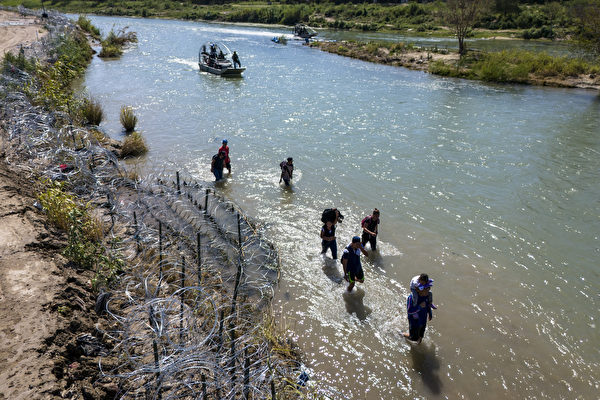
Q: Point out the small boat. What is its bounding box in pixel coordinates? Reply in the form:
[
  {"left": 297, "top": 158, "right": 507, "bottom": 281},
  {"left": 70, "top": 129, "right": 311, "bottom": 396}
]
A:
[
  {"left": 198, "top": 42, "right": 245, "bottom": 77},
  {"left": 293, "top": 24, "right": 317, "bottom": 39}
]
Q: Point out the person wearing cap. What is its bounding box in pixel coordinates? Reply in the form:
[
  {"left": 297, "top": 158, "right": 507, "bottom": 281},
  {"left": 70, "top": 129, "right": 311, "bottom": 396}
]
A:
[
  {"left": 211, "top": 151, "right": 226, "bottom": 181},
  {"left": 279, "top": 157, "right": 294, "bottom": 186},
  {"left": 361, "top": 208, "right": 380, "bottom": 251},
  {"left": 218, "top": 139, "right": 231, "bottom": 174},
  {"left": 403, "top": 278, "right": 435, "bottom": 344},
  {"left": 341, "top": 236, "right": 368, "bottom": 292}
]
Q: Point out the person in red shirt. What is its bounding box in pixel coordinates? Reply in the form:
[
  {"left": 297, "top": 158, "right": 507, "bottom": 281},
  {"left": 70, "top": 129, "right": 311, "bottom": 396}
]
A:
[{"left": 219, "top": 139, "right": 231, "bottom": 174}]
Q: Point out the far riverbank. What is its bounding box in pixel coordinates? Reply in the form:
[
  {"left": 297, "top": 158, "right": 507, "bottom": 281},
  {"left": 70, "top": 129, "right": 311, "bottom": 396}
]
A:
[{"left": 313, "top": 39, "right": 600, "bottom": 90}]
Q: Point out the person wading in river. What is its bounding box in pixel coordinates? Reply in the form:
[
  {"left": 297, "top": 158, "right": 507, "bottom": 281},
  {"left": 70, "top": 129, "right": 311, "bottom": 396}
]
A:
[
  {"left": 341, "top": 236, "right": 368, "bottom": 292},
  {"left": 361, "top": 208, "right": 380, "bottom": 251}
]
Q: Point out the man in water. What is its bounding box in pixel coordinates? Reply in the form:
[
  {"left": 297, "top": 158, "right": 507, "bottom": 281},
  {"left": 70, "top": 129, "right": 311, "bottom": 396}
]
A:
[
  {"left": 280, "top": 157, "right": 294, "bottom": 186},
  {"left": 361, "top": 208, "right": 380, "bottom": 251},
  {"left": 341, "top": 236, "right": 368, "bottom": 292},
  {"left": 211, "top": 151, "right": 226, "bottom": 181},
  {"left": 403, "top": 278, "right": 435, "bottom": 344},
  {"left": 219, "top": 139, "right": 231, "bottom": 174},
  {"left": 232, "top": 51, "right": 241, "bottom": 68}
]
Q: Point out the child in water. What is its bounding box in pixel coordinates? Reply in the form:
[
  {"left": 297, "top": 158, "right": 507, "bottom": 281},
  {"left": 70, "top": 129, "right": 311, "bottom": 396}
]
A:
[
  {"left": 409, "top": 273, "right": 437, "bottom": 310},
  {"left": 403, "top": 279, "right": 434, "bottom": 344}
]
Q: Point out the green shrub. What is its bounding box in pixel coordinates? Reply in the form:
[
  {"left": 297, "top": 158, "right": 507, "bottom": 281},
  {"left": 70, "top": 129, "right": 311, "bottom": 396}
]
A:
[
  {"left": 121, "top": 131, "right": 148, "bottom": 157},
  {"left": 77, "top": 15, "right": 101, "bottom": 40},
  {"left": 119, "top": 106, "right": 137, "bottom": 132}
]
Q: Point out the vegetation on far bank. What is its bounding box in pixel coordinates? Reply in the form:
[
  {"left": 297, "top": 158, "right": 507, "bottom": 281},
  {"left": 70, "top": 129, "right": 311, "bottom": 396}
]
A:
[
  {"left": 2, "top": 0, "right": 596, "bottom": 42},
  {"left": 315, "top": 39, "right": 600, "bottom": 88}
]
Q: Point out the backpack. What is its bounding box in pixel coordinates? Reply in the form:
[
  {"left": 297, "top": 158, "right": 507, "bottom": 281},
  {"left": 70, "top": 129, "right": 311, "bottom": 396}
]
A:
[
  {"left": 361, "top": 216, "right": 371, "bottom": 227},
  {"left": 280, "top": 161, "right": 287, "bottom": 170},
  {"left": 321, "top": 208, "right": 336, "bottom": 223}
]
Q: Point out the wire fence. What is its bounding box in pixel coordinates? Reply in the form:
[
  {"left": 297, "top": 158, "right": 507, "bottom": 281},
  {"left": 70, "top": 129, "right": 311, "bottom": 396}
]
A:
[{"left": 0, "top": 8, "right": 350, "bottom": 398}]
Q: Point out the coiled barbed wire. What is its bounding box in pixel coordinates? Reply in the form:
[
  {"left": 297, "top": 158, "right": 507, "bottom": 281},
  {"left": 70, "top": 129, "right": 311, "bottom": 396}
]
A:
[{"left": 0, "top": 9, "right": 349, "bottom": 398}]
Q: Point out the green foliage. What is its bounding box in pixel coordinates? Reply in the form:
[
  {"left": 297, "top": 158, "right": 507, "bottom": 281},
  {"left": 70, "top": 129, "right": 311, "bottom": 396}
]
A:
[
  {"left": 25, "top": 32, "right": 93, "bottom": 117},
  {"left": 120, "top": 106, "right": 138, "bottom": 132},
  {"left": 471, "top": 49, "right": 600, "bottom": 82},
  {"left": 99, "top": 27, "right": 138, "bottom": 58},
  {"left": 77, "top": 15, "right": 101, "bottom": 39},
  {"left": 38, "top": 179, "right": 123, "bottom": 290},
  {"left": 2, "top": 49, "right": 37, "bottom": 74},
  {"left": 121, "top": 131, "right": 148, "bottom": 157}
]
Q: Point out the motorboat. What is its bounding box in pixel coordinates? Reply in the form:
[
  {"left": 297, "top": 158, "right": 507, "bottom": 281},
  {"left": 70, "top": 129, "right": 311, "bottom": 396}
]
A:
[
  {"left": 198, "top": 42, "right": 245, "bottom": 77},
  {"left": 293, "top": 24, "right": 317, "bottom": 39}
]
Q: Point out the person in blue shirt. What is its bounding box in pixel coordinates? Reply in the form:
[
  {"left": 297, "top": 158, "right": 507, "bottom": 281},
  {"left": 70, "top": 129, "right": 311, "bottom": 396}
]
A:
[
  {"left": 403, "top": 280, "right": 435, "bottom": 344},
  {"left": 341, "top": 236, "right": 368, "bottom": 292}
]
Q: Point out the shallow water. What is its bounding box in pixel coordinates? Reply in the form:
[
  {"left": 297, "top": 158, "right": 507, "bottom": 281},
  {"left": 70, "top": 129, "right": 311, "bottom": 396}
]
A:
[{"left": 80, "top": 15, "right": 600, "bottom": 399}]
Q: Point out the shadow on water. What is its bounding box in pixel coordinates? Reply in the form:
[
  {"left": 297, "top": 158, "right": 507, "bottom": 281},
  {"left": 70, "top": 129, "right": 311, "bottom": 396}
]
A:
[
  {"left": 366, "top": 250, "right": 385, "bottom": 271},
  {"left": 409, "top": 342, "right": 443, "bottom": 395},
  {"left": 342, "top": 287, "right": 372, "bottom": 321},
  {"left": 321, "top": 256, "right": 343, "bottom": 284}
]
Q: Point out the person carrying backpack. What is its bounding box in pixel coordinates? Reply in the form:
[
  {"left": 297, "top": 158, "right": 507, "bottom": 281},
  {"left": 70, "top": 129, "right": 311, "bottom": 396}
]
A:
[
  {"left": 211, "top": 151, "right": 226, "bottom": 181},
  {"left": 279, "top": 157, "right": 294, "bottom": 186},
  {"left": 361, "top": 208, "right": 380, "bottom": 251},
  {"left": 219, "top": 139, "right": 231, "bottom": 174}
]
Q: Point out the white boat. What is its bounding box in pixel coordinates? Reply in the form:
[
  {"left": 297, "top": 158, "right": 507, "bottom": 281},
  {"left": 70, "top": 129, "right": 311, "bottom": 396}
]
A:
[
  {"left": 293, "top": 24, "right": 317, "bottom": 39},
  {"left": 198, "top": 42, "right": 245, "bottom": 77}
]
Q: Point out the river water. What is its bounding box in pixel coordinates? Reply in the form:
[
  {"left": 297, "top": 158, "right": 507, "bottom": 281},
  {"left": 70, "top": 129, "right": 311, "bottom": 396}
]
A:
[{"left": 80, "top": 16, "right": 599, "bottom": 399}]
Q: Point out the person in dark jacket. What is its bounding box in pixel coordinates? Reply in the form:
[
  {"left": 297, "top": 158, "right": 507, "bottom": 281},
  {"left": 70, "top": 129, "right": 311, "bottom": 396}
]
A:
[
  {"left": 341, "top": 236, "right": 368, "bottom": 292},
  {"left": 361, "top": 208, "right": 380, "bottom": 251},
  {"left": 232, "top": 51, "right": 241, "bottom": 68},
  {"left": 211, "top": 151, "right": 226, "bottom": 181}
]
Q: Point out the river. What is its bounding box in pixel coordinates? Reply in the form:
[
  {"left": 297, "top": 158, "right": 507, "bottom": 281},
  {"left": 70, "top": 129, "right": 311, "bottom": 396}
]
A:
[{"left": 79, "top": 15, "right": 600, "bottom": 399}]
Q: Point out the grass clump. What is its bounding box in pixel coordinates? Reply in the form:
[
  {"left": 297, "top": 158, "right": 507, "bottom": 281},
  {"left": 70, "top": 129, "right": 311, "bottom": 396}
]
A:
[
  {"left": 76, "top": 15, "right": 101, "bottom": 40},
  {"left": 99, "top": 27, "right": 138, "bottom": 58},
  {"left": 121, "top": 131, "right": 148, "bottom": 157},
  {"left": 119, "top": 105, "right": 137, "bottom": 132},
  {"left": 82, "top": 96, "right": 104, "bottom": 125}
]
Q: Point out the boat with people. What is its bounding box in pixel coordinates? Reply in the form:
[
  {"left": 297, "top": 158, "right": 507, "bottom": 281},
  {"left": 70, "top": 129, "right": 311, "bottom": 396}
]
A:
[
  {"left": 293, "top": 24, "right": 317, "bottom": 39},
  {"left": 198, "top": 42, "right": 245, "bottom": 77}
]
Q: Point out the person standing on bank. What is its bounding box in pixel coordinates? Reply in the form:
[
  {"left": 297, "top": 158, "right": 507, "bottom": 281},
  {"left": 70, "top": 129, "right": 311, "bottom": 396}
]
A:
[
  {"left": 341, "top": 236, "right": 368, "bottom": 292},
  {"left": 361, "top": 208, "right": 380, "bottom": 251},
  {"left": 320, "top": 220, "right": 337, "bottom": 259},
  {"left": 280, "top": 157, "right": 294, "bottom": 186},
  {"left": 219, "top": 139, "right": 231, "bottom": 174},
  {"left": 211, "top": 151, "right": 226, "bottom": 181}
]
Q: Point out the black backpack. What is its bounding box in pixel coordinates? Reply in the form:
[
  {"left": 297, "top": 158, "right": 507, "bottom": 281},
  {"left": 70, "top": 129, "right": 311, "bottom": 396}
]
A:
[{"left": 321, "top": 208, "right": 337, "bottom": 223}]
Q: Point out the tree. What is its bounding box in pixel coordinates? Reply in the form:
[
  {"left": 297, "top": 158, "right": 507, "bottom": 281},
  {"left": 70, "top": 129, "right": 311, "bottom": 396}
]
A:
[
  {"left": 445, "top": 0, "right": 491, "bottom": 55},
  {"left": 571, "top": 0, "right": 600, "bottom": 58}
]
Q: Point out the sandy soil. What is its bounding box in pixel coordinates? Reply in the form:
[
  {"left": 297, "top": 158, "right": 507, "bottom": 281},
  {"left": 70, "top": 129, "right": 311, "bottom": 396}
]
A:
[
  {"left": 0, "top": 10, "right": 48, "bottom": 57},
  {"left": 1, "top": 11, "right": 110, "bottom": 400}
]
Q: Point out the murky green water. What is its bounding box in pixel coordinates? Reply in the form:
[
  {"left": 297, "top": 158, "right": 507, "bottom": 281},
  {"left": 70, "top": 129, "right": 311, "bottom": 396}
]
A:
[{"left": 81, "top": 15, "right": 600, "bottom": 399}]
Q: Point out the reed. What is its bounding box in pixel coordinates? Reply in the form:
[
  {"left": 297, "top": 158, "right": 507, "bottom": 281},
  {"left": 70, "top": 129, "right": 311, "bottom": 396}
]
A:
[
  {"left": 121, "top": 131, "right": 148, "bottom": 157},
  {"left": 119, "top": 105, "right": 137, "bottom": 132},
  {"left": 82, "top": 96, "right": 104, "bottom": 125}
]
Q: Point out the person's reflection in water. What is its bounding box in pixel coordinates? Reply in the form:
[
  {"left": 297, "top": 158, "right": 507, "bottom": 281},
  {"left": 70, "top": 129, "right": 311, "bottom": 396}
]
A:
[
  {"left": 342, "top": 288, "right": 372, "bottom": 321},
  {"left": 409, "top": 342, "right": 442, "bottom": 395}
]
